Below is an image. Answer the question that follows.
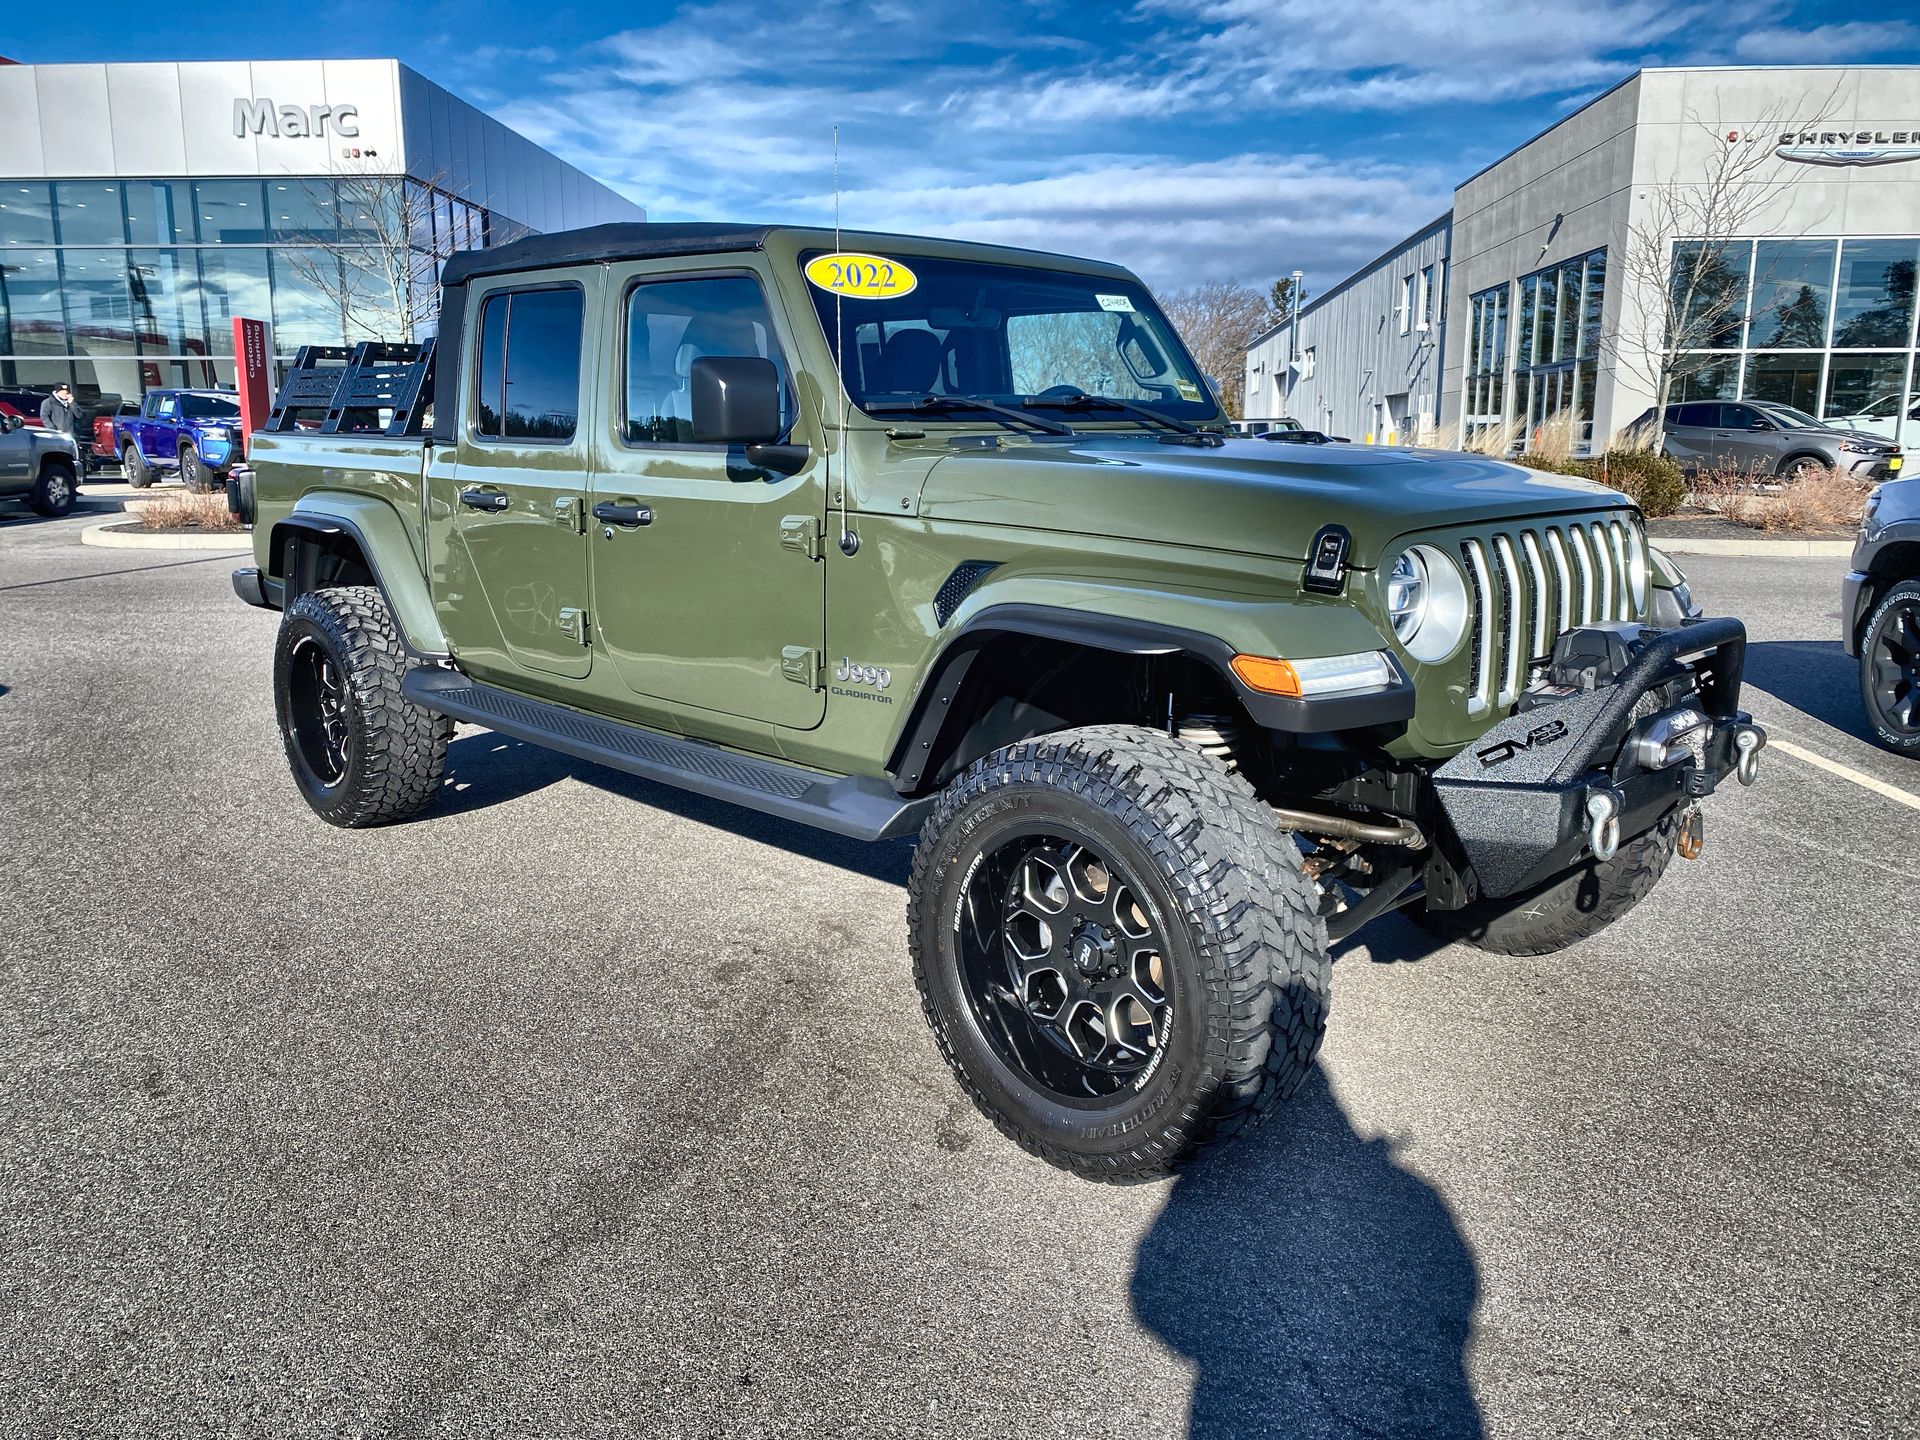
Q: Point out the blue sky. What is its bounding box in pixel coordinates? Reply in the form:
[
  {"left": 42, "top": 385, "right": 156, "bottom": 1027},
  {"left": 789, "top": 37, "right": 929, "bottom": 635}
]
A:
[{"left": 7, "top": 1, "right": 1918, "bottom": 291}]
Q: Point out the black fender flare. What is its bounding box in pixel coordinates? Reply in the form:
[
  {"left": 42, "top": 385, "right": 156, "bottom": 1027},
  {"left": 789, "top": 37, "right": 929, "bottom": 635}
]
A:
[
  {"left": 266, "top": 512, "right": 449, "bottom": 660},
  {"left": 885, "top": 603, "right": 1414, "bottom": 793}
]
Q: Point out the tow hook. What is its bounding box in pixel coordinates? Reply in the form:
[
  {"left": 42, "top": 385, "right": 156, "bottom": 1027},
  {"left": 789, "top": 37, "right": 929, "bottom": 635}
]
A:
[
  {"left": 1677, "top": 804, "right": 1705, "bottom": 860},
  {"left": 1733, "top": 726, "right": 1764, "bottom": 787},
  {"left": 1584, "top": 787, "right": 1623, "bottom": 862}
]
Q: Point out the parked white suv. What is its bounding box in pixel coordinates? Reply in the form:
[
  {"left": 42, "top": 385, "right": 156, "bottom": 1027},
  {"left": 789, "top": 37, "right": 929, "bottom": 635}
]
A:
[{"left": 1829, "top": 391, "right": 1920, "bottom": 446}]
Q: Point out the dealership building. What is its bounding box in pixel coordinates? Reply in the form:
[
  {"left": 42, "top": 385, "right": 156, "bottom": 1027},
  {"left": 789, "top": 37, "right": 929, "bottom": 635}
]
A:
[
  {"left": 0, "top": 58, "right": 642, "bottom": 423},
  {"left": 1245, "top": 65, "right": 1920, "bottom": 453}
]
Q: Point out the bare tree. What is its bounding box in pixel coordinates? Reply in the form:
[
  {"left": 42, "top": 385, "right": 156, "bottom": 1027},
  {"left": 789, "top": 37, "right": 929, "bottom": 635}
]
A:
[
  {"left": 1159, "top": 281, "right": 1275, "bottom": 418},
  {"left": 278, "top": 164, "right": 447, "bottom": 347},
  {"left": 1610, "top": 90, "right": 1840, "bottom": 439}
]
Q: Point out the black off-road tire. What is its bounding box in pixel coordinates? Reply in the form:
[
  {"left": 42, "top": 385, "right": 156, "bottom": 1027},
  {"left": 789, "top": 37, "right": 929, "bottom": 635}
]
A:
[
  {"left": 1412, "top": 811, "right": 1679, "bottom": 956},
  {"left": 1859, "top": 579, "right": 1920, "bottom": 755},
  {"left": 273, "top": 585, "right": 452, "bottom": 828},
  {"left": 908, "top": 724, "right": 1330, "bottom": 1181},
  {"left": 27, "top": 458, "right": 77, "bottom": 517},
  {"left": 179, "top": 443, "right": 211, "bottom": 493},
  {"left": 122, "top": 442, "right": 152, "bottom": 488}
]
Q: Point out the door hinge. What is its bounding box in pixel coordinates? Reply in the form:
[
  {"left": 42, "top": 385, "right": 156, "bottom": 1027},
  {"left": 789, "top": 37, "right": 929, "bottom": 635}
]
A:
[
  {"left": 558, "top": 607, "right": 590, "bottom": 647},
  {"left": 779, "top": 514, "right": 824, "bottom": 561},
  {"left": 781, "top": 645, "right": 824, "bottom": 689},
  {"left": 554, "top": 495, "right": 585, "bottom": 534}
]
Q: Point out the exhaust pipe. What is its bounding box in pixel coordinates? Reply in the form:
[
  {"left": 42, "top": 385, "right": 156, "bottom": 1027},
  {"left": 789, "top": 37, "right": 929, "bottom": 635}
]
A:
[{"left": 1270, "top": 804, "right": 1426, "bottom": 850}]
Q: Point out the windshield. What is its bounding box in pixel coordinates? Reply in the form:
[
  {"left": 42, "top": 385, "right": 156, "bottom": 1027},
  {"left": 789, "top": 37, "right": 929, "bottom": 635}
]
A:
[
  {"left": 802, "top": 251, "right": 1218, "bottom": 424},
  {"left": 180, "top": 394, "right": 240, "bottom": 420},
  {"left": 1758, "top": 402, "right": 1825, "bottom": 429}
]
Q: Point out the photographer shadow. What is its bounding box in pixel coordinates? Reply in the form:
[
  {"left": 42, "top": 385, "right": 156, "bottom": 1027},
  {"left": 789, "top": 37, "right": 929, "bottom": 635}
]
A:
[{"left": 1131, "top": 1067, "right": 1483, "bottom": 1439}]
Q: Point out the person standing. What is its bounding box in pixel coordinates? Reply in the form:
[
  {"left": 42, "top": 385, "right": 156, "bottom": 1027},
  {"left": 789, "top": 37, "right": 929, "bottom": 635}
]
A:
[
  {"left": 38, "top": 383, "right": 80, "bottom": 441},
  {"left": 38, "top": 384, "right": 84, "bottom": 481}
]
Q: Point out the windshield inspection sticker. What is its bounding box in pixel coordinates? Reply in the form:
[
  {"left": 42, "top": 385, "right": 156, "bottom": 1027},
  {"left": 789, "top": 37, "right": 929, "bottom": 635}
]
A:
[
  {"left": 805, "top": 253, "right": 918, "bottom": 299},
  {"left": 1175, "top": 379, "right": 1203, "bottom": 401},
  {"left": 1096, "top": 293, "right": 1136, "bottom": 312}
]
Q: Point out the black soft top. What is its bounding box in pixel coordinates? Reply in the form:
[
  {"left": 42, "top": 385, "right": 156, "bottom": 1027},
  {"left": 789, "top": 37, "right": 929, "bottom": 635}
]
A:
[{"left": 439, "top": 223, "right": 775, "bottom": 286}]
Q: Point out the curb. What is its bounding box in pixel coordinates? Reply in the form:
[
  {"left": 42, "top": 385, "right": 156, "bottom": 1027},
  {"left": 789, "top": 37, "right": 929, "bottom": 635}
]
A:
[
  {"left": 1649, "top": 535, "right": 1853, "bottom": 558},
  {"left": 79, "top": 521, "right": 251, "bottom": 552}
]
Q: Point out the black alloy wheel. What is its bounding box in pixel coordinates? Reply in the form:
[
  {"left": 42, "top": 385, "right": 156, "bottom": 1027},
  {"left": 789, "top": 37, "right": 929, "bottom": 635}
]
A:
[
  {"left": 285, "top": 633, "right": 352, "bottom": 792},
  {"left": 180, "top": 444, "right": 209, "bottom": 492},
  {"left": 123, "top": 442, "right": 152, "bottom": 488},
  {"left": 1863, "top": 580, "right": 1920, "bottom": 753},
  {"left": 956, "top": 831, "right": 1171, "bottom": 1102}
]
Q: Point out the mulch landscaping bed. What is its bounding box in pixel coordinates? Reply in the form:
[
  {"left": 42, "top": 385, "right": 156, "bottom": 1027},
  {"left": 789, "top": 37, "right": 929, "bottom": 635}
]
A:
[
  {"left": 100, "top": 520, "right": 247, "bottom": 538},
  {"left": 1647, "top": 508, "right": 1855, "bottom": 542}
]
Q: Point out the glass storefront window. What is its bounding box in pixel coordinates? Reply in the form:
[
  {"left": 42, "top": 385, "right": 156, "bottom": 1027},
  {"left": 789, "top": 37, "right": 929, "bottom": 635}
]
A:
[
  {"left": 54, "top": 182, "right": 125, "bottom": 247},
  {"left": 266, "top": 180, "right": 337, "bottom": 242},
  {"left": 0, "top": 183, "right": 57, "bottom": 248},
  {"left": 1744, "top": 351, "right": 1823, "bottom": 414},
  {"left": 270, "top": 250, "right": 344, "bottom": 348},
  {"left": 1672, "top": 357, "right": 1741, "bottom": 401},
  {"left": 198, "top": 249, "right": 273, "bottom": 355},
  {"left": 59, "top": 249, "right": 135, "bottom": 356},
  {"left": 0, "top": 249, "right": 65, "bottom": 353},
  {"left": 126, "top": 249, "right": 196, "bottom": 355},
  {"left": 1581, "top": 251, "right": 1606, "bottom": 357},
  {"left": 1749, "top": 240, "right": 1833, "bottom": 349},
  {"left": 124, "top": 181, "right": 189, "bottom": 246},
  {"left": 1833, "top": 240, "right": 1919, "bottom": 349},
  {"left": 1824, "top": 352, "right": 1911, "bottom": 421},
  {"left": 1669, "top": 240, "right": 1749, "bottom": 349},
  {"left": 193, "top": 181, "right": 268, "bottom": 244}
]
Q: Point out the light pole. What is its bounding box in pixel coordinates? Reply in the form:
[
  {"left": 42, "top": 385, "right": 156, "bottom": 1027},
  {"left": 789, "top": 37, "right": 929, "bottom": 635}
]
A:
[{"left": 1286, "top": 269, "right": 1304, "bottom": 418}]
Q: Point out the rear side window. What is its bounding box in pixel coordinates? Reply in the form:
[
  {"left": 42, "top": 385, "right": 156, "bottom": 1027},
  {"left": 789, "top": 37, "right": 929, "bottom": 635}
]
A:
[
  {"left": 473, "top": 287, "right": 585, "bottom": 442},
  {"left": 622, "top": 275, "right": 791, "bottom": 445},
  {"left": 1670, "top": 403, "right": 1716, "bottom": 428}
]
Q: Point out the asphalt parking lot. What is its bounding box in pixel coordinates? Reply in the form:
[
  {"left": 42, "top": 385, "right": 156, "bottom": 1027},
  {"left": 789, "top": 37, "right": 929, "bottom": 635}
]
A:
[{"left": 1, "top": 493, "right": 1914, "bottom": 1439}]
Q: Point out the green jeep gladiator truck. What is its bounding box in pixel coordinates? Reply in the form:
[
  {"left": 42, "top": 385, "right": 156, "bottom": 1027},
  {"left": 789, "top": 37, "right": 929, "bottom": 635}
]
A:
[{"left": 232, "top": 222, "right": 1765, "bottom": 1180}]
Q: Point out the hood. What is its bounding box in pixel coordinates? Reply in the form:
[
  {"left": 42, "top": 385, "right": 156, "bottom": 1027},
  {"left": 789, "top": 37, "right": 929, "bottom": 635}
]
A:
[
  {"left": 916, "top": 434, "right": 1629, "bottom": 565},
  {"left": 1796, "top": 424, "right": 1896, "bottom": 449}
]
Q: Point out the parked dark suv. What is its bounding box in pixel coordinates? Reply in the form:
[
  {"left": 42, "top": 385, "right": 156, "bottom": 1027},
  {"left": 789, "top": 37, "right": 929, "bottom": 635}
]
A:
[
  {"left": 1845, "top": 474, "right": 1920, "bottom": 755},
  {"left": 1629, "top": 401, "right": 1902, "bottom": 481}
]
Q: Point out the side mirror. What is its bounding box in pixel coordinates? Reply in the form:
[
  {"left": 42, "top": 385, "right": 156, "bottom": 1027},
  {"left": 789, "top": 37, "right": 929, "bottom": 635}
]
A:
[
  {"left": 1749, "top": 419, "right": 1771, "bottom": 431},
  {"left": 690, "top": 356, "right": 783, "bottom": 445},
  {"left": 4, "top": 414, "right": 21, "bottom": 433}
]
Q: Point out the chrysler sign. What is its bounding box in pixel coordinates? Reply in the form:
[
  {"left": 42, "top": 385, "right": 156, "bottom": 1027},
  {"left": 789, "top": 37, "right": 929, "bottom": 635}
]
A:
[
  {"left": 1775, "top": 128, "right": 1920, "bottom": 167},
  {"left": 233, "top": 98, "right": 361, "bottom": 140}
]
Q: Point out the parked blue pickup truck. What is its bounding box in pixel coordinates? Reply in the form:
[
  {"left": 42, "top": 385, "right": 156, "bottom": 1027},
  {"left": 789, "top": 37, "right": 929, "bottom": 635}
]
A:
[{"left": 114, "top": 389, "right": 244, "bottom": 491}]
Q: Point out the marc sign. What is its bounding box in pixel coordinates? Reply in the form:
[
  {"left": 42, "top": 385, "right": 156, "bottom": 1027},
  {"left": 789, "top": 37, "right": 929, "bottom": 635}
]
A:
[
  {"left": 1773, "top": 128, "right": 1920, "bottom": 167},
  {"left": 233, "top": 98, "right": 361, "bottom": 140}
]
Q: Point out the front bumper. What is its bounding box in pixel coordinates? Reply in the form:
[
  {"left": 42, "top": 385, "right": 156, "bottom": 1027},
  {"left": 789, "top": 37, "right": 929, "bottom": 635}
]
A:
[
  {"left": 1850, "top": 455, "right": 1903, "bottom": 483},
  {"left": 1430, "top": 616, "right": 1763, "bottom": 901}
]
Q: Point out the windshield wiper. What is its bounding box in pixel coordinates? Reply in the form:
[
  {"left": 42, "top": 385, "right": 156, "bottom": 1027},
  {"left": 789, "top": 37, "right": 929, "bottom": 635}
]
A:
[
  {"left": 1021, "top": 391, "right": 1223, "bottom": 446},
  {"left": 866, "top": 395, "right": 1074, "bottom": 436}
]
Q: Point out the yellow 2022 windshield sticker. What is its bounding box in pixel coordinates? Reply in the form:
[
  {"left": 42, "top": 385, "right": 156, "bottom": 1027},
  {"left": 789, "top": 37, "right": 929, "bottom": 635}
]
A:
[{"left": 805, "top": 252, "right": 918, "bottom": 299}]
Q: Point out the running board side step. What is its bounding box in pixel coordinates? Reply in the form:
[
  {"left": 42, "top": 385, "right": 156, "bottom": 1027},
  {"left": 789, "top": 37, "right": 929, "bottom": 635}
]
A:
[{"left": 403, "top": 668, "right": 929, "bottom": 842}]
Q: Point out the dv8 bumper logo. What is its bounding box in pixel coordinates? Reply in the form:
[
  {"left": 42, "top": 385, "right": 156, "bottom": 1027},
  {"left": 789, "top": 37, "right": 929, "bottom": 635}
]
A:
[{"left": 1476, "top": 718, "right": 1569, "bottom": 768}]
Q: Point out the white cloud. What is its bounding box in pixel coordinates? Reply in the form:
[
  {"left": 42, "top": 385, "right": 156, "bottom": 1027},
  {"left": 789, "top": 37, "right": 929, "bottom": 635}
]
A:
[
  {"left": 1735, "top": 21, "right": 1920, "bottom": 64},
  {"left": 468, "top": 0, "right": 1920, "bottom": 295}
]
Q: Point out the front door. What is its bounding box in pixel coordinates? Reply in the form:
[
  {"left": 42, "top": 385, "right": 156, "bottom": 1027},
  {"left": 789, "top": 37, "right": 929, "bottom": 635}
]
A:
[
  {"left": 588, "top": 267, "right": 826, "bottom": 731},
  {"left": 1715, "top": 402, "right": 1773, "bottom": 474},
  {"left": 438, "top": 274, "right": 598, "bottom": 682}
]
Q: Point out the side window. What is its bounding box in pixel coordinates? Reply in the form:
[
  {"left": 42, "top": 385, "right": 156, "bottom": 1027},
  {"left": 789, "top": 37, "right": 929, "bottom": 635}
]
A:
[
  {"left": 622, "top": 275, "right": 790, "bottom": 445},
  {"left": 156, "top": 395, "right": 179, "bottom": 420},
  {"left": 1720, "top": 404, "right": 1760, "bottom": 429},
  {"left": 1671, "top": 403, "right": 1715, "bottom": 428},
  {"left": 472, "top": 286, "right": 584, "bottom": 442}
]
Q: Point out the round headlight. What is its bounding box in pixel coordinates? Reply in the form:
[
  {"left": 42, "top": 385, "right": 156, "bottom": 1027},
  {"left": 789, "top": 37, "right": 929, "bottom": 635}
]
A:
[{"left": 1386, "top": 544, "right": 1469, "bottom": 663}]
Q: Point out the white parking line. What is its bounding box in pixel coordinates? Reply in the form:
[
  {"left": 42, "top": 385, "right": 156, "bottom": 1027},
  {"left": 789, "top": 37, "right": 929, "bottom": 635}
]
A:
[{"left": 1769, "top": 738, "right": 1920, "bottom": 813}]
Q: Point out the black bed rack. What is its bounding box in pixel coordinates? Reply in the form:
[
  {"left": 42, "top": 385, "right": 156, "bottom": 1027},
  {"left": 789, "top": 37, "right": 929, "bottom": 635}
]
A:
[{"left": 263, "top": 339, "right": 437, "bottom": 437}]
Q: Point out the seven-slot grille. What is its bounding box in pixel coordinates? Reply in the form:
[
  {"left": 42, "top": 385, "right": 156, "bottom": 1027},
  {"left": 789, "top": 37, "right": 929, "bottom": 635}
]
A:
[{"left": 1459, "top": 515, "right": 1647, "bottom": 716}]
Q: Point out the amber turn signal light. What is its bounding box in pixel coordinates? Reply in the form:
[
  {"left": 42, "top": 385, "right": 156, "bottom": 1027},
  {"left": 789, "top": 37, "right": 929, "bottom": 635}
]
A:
[{"left": 1229, "top": 654, "right": 1302, "bottom": 696}]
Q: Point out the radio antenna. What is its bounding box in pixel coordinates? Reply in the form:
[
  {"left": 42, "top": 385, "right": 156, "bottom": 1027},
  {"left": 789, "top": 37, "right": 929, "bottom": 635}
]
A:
[{"left": 833, "top": 124, "right": 858, "bottom": 556}]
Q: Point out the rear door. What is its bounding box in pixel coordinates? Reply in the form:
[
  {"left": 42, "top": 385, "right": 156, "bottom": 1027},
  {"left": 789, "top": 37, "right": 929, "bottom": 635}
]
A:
[
  {"left": 587, "top": 264, "right": 827, "bottom": 730},
  {"left": 1662, "top": 403, "right": 1717, "bottom": 468},
  {"left": 437, "top": 270, "right": 600, "bottom": 683}
]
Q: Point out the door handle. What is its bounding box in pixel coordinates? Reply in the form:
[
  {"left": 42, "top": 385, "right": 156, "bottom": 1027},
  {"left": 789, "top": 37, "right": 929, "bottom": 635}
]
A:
[
  {"left": 458, "top": 487, "right": 510, "bottom": 512},
  {"left": 592, "top": 501, "right": 653, "bottom": 528}
]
